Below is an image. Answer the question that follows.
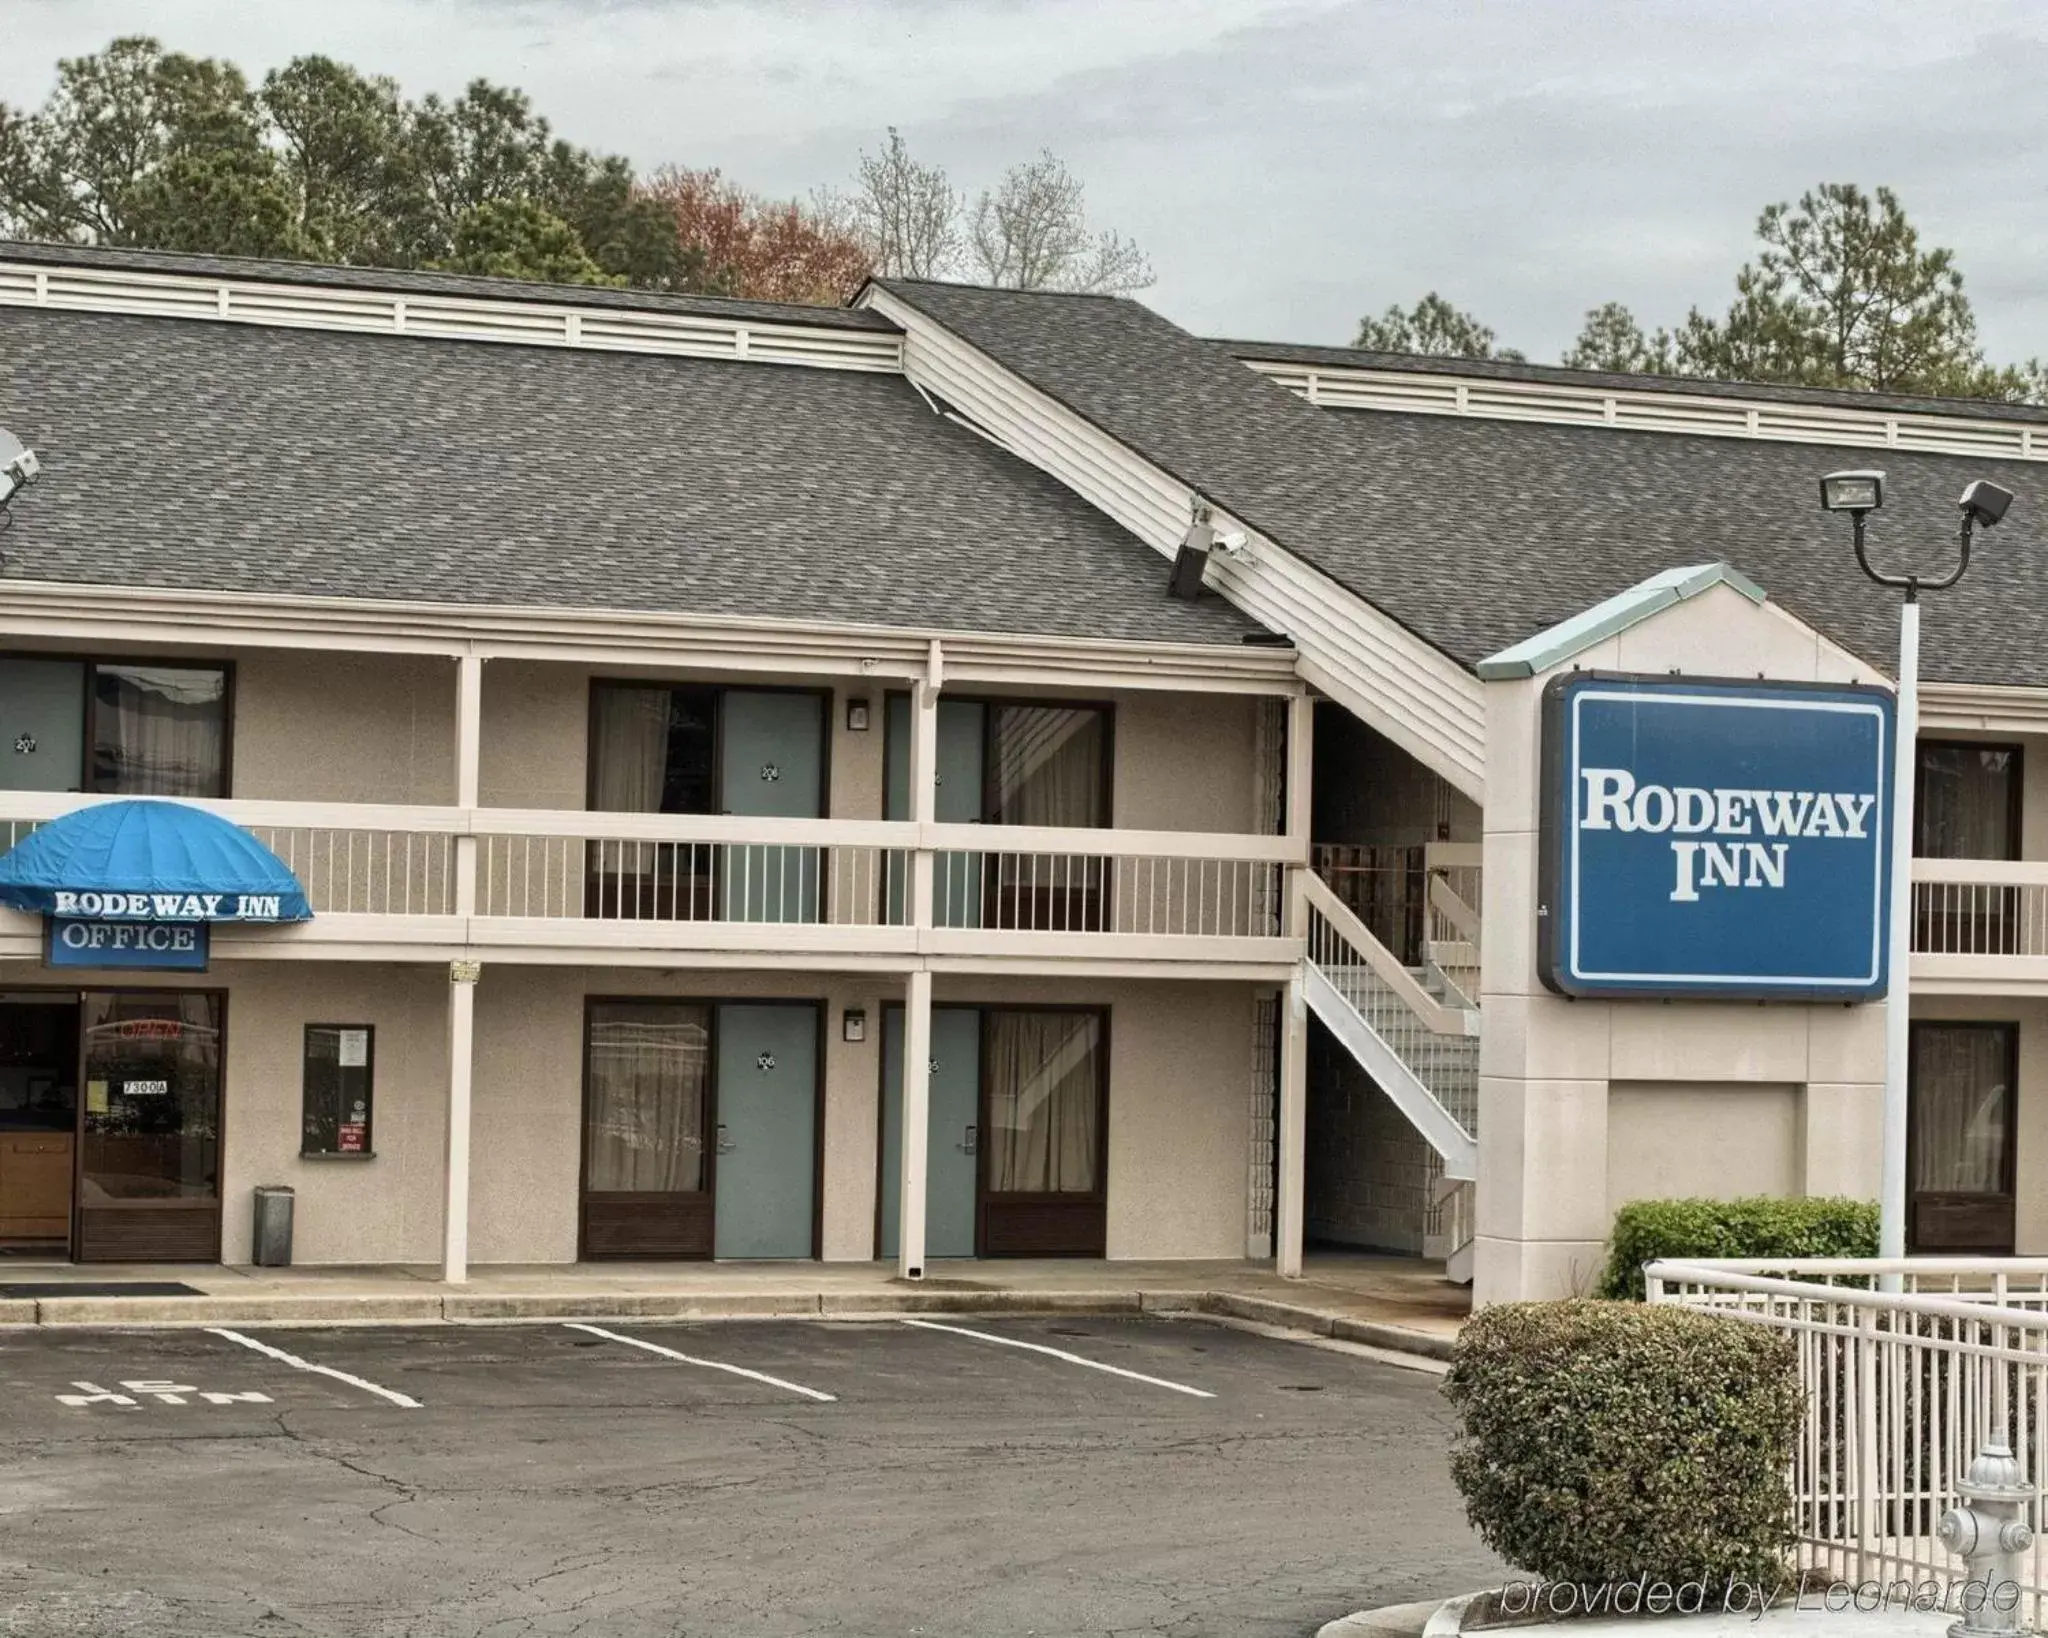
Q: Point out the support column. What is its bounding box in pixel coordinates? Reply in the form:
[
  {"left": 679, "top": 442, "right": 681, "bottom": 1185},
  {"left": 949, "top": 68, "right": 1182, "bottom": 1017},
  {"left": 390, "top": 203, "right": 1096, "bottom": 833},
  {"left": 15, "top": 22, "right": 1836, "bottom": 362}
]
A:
[
  {"left": 898, "top": 968, "right": 934, "bottom": 1281},
  {"left": 443, "top": 958, "right": 480, "bottom": 1284},
  {"left": 1286, "top": 689, "right": 1314, "bottom": 844},
  {"left": 453, "top": 651, "right": 483, "bottom": 916},
  {"left": 898, "top": 643, "right": 942, "bottom": 1280},
  {"left": 1277, "top": 968, "right": 1308, "bottom": 1278}
]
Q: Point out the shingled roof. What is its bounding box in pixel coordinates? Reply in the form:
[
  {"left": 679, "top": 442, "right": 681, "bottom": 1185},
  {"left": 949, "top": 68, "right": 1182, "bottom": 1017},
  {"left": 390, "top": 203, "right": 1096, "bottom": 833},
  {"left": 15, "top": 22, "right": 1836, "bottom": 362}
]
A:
[
  {"left": 880, "top": 279, "right": 2048, "bottom": 687},
  {"left": 0, "top": 301, "right": 1260, "bottom": 648}
]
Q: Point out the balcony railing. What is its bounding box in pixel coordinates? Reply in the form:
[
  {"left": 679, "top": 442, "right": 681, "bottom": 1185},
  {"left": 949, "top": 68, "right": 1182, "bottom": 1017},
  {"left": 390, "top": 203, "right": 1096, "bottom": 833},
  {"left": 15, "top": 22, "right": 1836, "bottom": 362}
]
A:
[
  {"left": 1912, "top": 858, "right": 2048, "bottom": 960},
  {"left": 0, "top": 793, "right": 1300, "bottom": 965}
]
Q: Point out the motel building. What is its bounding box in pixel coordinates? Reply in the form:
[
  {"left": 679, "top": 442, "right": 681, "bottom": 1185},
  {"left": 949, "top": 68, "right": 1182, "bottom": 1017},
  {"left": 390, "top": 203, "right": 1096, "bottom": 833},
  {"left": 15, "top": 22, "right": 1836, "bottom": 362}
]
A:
[{"left": 0, "top": 239, "right": 2045, "bottom": 1304}]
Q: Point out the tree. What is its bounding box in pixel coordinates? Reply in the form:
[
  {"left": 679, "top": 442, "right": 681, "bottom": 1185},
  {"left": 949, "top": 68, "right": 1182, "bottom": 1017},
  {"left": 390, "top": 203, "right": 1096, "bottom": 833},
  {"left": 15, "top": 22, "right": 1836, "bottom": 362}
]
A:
[
  {"left": 966, "top": 150, "right": 1152, "bottom": 294},
  {"left": 260, "top": 55, "right": 427, "bottom": 266},
  {"left": 638, "top": 167, "right": 870, "bottom": 305},
  {"left": 1562, "top": 301, "right": 1675, "bottom": 373},
  {"left": 429, "top": 198, "right": 621, "bottom": 286},
  {"left": 837, "top": 127, "right": 959, "bottom": 279},
  {"left": 0, "top": 36, "right": 296, "bottom": 251},
  {"left": 1355, "top": 292, "right": 1523, "bottom": 360}
]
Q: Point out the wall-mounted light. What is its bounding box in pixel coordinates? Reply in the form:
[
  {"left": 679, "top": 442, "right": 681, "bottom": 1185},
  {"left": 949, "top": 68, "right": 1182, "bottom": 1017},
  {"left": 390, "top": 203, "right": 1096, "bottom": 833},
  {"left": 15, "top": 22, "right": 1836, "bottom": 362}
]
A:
[
  {"left": 842, "top": 1007, "right": 867, "bottom": 1044},
  {"left": 845, "top": 697, "right": 872, "bottom": 733}
]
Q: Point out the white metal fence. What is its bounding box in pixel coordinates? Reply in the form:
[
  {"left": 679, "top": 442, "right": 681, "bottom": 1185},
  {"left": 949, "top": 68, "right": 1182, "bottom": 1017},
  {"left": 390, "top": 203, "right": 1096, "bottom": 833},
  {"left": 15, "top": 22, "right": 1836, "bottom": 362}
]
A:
[{"left": 1650, "top": 1258, "right": 2048, "bottom": 1624}]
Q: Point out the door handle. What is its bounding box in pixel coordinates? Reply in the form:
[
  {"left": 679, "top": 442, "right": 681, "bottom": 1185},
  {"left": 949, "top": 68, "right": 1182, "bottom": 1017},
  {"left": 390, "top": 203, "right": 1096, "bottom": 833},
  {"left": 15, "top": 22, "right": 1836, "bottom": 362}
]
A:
[
  {"left": 958, "top": 1124, "right": 977, "bottom": 1156},
  {"left": 716, "top": 1123, "right": 735, "bottom": 1154}
]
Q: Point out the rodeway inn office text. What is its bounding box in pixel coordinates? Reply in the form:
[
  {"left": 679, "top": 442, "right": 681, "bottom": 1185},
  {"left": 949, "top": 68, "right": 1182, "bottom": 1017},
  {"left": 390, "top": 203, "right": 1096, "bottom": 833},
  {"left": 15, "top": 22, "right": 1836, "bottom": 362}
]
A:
[{"left": 4, "top": 238, "right": 2048, "bottom": 1305}]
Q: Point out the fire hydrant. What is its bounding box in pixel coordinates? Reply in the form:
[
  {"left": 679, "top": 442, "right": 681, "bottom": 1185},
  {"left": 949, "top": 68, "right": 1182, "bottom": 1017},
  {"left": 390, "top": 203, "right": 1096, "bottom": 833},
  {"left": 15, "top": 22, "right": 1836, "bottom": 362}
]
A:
[{"left": 1938, "top": 1437, "right": 2036, "bottom": 1638}]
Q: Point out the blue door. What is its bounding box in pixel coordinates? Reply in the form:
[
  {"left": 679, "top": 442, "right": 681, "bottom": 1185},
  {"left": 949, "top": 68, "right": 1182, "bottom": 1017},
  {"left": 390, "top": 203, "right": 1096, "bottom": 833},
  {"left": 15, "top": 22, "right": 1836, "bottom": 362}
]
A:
[
  {"left": 884, "top": 696, "right": 985, "bottom": 926},
  {"left": 719, "top": 690, "right": 824, "bottom": 922},
  {"left": 712, "top": 1003, "right": 818, "bottom": 1259},
  {"left": 878, "top": 1006, "right": 980, "bottom": 1259}
]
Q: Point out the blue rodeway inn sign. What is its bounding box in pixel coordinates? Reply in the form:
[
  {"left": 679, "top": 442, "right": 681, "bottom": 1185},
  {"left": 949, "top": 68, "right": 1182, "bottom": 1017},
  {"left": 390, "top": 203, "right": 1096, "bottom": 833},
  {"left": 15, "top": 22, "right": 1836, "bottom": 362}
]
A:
[{"left": 1538, "top": 673, "right": 1895, "bottom": 1001}]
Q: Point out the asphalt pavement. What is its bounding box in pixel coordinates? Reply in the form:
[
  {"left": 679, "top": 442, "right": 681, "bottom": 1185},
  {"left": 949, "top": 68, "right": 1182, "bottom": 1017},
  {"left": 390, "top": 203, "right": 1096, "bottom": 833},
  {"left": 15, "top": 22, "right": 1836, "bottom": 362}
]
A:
[{"left": 0, "top": 1313, "right": 1498, "bottom": 1637}]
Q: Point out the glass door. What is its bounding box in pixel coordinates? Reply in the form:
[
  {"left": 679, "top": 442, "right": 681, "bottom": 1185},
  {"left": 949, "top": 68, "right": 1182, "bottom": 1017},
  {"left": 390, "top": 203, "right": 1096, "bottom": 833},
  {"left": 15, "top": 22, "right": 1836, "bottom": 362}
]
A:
[
  {"left": 77, "top": 991, "right": 223, "bottom": 1262},
  {"left": 581, "top": 1001, "right": 713, "bottom": 1258},
  {"left": 0, "top": 995, "right": 80, "bottom": 1254},
  {"left": 1908, "top": 1021, "right": 2017, "bottom": 1253}
]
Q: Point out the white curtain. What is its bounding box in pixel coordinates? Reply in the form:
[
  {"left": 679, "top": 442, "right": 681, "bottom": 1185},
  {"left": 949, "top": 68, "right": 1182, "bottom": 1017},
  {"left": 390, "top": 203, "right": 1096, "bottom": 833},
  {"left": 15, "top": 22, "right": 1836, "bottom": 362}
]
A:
[
  {"left": 991, "top": 706, "right": 1104, "bottom": 827},
  {"left": 1912, "top": 1025, "right": 2011, "bottom": 1193},
  {"left": 985, "top": 1010, "right": 1101, "bottom": 1194},
  {"left": 584, "top": 1003, "right": 709, "bottom": 1193},
  {"left": 591, "top": 687, "right": 671, "bottom": 881},
  {"left": 93, "top": 666, "right": 226, "bottom": 796}
]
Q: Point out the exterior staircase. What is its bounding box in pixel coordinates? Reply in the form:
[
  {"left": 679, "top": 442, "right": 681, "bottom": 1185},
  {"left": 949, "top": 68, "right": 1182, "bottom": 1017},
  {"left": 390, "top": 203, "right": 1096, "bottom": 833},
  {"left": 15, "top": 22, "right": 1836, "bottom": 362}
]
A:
[{"left": 1299, "top": 869, "right": 1480, "bottom": 1282}]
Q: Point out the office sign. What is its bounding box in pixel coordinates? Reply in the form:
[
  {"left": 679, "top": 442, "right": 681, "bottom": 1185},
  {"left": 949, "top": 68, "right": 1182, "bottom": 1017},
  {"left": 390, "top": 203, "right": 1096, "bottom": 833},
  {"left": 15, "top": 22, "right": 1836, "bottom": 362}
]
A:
[
  {"left": 1539, "top": 673, "right": 1893, "bottom": 1000},
  {"left": 47, "top": 917, "right": 211, "bottom": 971}
]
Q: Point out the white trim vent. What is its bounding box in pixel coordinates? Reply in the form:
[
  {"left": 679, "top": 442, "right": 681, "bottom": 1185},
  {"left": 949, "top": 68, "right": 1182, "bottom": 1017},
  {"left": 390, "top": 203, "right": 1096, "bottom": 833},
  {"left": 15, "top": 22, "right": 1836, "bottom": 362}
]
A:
[
  {"left": 1, "top": 260, "right": 904, "bottom": 375},
  {"left": 1245, "top": 358, "right": 2048, "bottom": 464}
]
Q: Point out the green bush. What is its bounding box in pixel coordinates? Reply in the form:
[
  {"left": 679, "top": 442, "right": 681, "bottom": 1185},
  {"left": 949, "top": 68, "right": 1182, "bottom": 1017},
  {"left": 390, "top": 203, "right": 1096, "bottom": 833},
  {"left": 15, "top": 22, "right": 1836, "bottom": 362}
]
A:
[
  {"left": 1444, "top": 1299, "right": 1801, "bottom": 1592},
  {"left": 1599, "top": 1195, "right": 1879, "bottom": 1301}
]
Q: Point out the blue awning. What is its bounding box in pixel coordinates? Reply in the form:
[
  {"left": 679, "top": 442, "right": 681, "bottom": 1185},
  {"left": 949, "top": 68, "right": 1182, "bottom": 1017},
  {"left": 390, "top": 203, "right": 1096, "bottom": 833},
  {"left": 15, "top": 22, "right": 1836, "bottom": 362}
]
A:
[{"left": 0, "top": 799, "right": 312, "bottom": 922}]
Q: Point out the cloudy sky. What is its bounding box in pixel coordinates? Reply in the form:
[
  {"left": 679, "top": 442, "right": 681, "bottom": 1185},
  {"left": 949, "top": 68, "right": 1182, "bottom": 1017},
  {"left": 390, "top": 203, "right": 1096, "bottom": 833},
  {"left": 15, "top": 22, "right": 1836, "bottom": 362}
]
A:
[{"left": 8, "top": 0, "right": 2048, "bottom": 363}]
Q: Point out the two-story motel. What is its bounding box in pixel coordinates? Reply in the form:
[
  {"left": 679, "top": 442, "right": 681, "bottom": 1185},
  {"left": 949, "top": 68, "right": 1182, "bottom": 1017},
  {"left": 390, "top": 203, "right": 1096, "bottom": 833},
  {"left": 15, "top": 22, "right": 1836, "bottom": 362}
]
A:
[{"left": 1, "top": 238, "right": 2045, "bottom": 1304}]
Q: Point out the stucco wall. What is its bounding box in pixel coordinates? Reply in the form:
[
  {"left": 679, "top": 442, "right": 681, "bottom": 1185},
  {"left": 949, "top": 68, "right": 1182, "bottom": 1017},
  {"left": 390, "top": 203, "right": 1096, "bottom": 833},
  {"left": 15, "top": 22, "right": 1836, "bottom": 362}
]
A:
[
  {"left": 1605, "top": 1082, "right": 1800, "bottom": 1216},
  {"left": 231, "top": 649, "right": 457, "bottom": 804}
]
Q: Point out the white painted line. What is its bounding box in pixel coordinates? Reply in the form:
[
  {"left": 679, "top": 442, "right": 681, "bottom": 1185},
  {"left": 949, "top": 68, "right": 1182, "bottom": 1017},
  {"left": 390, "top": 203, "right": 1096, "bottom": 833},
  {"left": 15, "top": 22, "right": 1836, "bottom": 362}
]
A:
[
  {"left": 900, "top": 1318, "right": 1215, "bottom": 1398},
  {"left": 564, "top": 1323, "right": 837, "bottom": 1402},
  {"left": 207, "top": 1328, "right": 421, "bottom": 1409}
]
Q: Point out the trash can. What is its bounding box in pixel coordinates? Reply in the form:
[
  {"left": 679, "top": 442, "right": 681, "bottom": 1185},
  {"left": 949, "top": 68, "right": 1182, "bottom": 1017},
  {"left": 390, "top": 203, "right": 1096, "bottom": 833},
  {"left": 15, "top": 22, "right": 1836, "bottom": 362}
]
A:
[{"left": 252, "top": 1185, "right": 295, "bottom": 1267}]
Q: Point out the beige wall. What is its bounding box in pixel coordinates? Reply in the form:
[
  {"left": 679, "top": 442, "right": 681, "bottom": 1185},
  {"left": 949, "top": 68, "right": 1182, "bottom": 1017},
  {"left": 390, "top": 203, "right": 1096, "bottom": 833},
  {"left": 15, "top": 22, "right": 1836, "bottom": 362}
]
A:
[
  {"left": 0, "top": 958, "right": 1256, "bottom": 1268},
  {"left": 1605, "top": 1082, "right": 1800, "bottom": 1216},
  {"left": 231, "top": 649, "right": 458, "bottom": 804},
  {"left": 1476, "top": 585, "right": 1892, "bottom": 1305}
]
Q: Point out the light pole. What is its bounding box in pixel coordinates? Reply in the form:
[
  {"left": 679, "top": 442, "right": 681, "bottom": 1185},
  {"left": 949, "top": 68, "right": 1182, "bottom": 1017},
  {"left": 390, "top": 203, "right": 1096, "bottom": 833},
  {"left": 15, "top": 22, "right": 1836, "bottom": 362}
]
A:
[
  {"left": 0, "top": 428, "right": 37, "bottom": 510},
  {"left": 1820, "top": 470, "right": 2017, "bottom": 1272}
]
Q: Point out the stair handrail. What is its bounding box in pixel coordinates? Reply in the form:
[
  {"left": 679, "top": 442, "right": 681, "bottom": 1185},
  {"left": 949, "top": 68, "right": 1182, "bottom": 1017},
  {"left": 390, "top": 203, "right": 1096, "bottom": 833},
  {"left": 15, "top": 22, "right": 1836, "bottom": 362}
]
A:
[
  {"left": 1300, "top": 870, "right": 1478, "bottom": 1038},
  {"left": 1426, "top": 872, "right": 1482, "bottom": 947}
]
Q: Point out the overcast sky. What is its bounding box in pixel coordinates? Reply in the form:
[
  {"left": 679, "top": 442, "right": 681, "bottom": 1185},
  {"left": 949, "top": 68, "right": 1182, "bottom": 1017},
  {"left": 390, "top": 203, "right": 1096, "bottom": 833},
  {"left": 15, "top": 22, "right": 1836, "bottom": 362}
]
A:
[{"left": 9, "top": 0, "right": 2048, "bottom": 363}]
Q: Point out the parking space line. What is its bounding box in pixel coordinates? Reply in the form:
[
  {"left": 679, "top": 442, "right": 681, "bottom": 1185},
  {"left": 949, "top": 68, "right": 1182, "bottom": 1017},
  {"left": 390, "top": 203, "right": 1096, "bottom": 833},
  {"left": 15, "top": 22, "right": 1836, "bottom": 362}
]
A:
[
  {"left": 899, "top": 1319, "right": 1216, "bottom": 1399},
  {"left": 207, "top": 1328, "right": 422, "bottom": 1409},
  {"left": 563, "top": 1323, "right": 837, "bottom": 1402}
]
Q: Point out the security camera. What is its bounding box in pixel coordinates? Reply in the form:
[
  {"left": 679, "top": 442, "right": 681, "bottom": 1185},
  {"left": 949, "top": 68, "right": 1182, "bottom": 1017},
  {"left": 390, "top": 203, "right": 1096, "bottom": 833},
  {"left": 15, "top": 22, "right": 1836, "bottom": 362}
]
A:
[
  {"left": 1959, "top": 480, "right": 2015, "bottom": 530},
  {"left": 0, "top": 429, "right": 37, "bottom": 509}
]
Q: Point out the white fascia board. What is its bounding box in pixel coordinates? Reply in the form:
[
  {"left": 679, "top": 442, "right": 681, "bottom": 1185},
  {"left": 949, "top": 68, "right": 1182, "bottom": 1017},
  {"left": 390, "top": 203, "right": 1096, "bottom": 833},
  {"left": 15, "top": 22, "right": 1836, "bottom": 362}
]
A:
[
  {"left": 0, "top": 578, "right": 1297, "bottom": 694},
  {"left": 861, "top": 286, "right": 1487, "bottom": 801},
  {"left": 1919, "top": 681, "right": 2048, "bottom": 735}
]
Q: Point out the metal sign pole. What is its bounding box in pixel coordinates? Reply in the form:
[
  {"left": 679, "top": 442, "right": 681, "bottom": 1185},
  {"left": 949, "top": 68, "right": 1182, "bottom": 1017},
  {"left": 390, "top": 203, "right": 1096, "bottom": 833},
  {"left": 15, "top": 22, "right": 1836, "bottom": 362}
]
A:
[{"left": 1879, "top": 594, "right": 1919, "bottom": 1280}]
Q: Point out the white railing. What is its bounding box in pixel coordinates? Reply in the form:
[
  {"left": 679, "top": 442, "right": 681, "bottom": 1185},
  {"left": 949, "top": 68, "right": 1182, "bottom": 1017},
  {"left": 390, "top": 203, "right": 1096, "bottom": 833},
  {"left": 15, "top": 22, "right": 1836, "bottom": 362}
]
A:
[
  {"left": 1301, "top": 869, "right": 1479, "bottom": 1173},
  {"left": 1913, "top": 860, "right": 2048, "bottom": 958},
  {"left": 1426, "top": 842, "right": 1482, "bottom": 1002},
  {"left": 0, "top": 793, "right": 1300, "bottom": 958},
  {"left": 1650, "top": 1257, "right": 2048, "bottom": 1625}
]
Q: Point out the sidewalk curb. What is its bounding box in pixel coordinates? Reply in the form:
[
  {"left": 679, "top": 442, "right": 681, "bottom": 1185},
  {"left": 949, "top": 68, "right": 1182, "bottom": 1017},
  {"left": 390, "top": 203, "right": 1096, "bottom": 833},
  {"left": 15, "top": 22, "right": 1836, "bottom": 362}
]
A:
[
  {"left": 13, "top": 1284, "right": 1459, "bottom": 1363},
  {"left": 1315, "top": 1595, "right": 1456, "bottom": 1638}
]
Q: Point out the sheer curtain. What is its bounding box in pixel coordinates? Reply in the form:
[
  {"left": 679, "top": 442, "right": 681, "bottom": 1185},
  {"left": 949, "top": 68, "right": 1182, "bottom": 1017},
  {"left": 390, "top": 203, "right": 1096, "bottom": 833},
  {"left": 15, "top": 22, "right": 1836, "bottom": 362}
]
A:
[
  {"left": 985, "top": 1010, "right": 1101, "bottom": 1194},
  {"left": 91, "top": 666, "right": 226, "bottom": 796},
  {"left": 991, "top": 706, "right": 1105, "bottom": 826},
  {"left": 584, "top": 1003, "right": 709, "bottom": 1193},
  {"left": 591, "top": 687, "right": 671, "bottom": 882},
  {"left": 1917, "top": 746, "right": 2017, "bottom": 858},
  {"left": 1912, "top": 1024, "right": 2011, "bottom": 1193}
]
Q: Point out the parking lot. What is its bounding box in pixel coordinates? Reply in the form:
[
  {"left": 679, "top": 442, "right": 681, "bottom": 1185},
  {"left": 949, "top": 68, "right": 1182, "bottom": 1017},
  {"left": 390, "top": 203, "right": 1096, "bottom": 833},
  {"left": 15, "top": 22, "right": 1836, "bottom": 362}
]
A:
[{"left": 0, "top": 1313, "right": 1497, "bottom": 1637}]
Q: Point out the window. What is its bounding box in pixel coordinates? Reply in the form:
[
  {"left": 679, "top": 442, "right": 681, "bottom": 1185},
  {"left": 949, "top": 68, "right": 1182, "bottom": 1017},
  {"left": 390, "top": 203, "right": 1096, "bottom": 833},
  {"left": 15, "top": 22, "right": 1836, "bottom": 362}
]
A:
[
  {"left": 584, "top": 1001, "right": 710, "bottom": 1194},
  {"left": 302, "top": 1026, "right": 375, "bottom": 1157},
  {"left": 983, "top": 1008, "right": 1104, "bottom": 1196},
  {"left": 1916, "top": 742, "right": 2021, "bottom": 859},
  {"left": 0, "top": 656, "right": 229, "bottom": 798},
  {"left": 1908, "top": 1021, "right": 2017, "bottom": 1253},
  {"left": 79, "top": 991, "right": 223, "bottom": 1202}
]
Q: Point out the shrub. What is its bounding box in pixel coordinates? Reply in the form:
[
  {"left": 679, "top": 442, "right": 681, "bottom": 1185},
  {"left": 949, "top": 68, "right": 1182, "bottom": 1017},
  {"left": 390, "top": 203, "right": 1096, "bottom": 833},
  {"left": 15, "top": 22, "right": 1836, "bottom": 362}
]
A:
[
  {"left": 1598, "top": 1195, "right": 1879, "bottom": 1301},
  {"left": 1444, "top": 1300, "right": 1801, "bottom": 1592}
]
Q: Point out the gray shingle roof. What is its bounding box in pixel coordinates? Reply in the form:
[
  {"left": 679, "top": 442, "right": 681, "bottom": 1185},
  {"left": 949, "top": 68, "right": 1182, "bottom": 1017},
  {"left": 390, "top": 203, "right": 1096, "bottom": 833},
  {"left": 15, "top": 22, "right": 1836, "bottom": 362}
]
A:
[
  {"left": 1222, "top": 338, "right": 2048, "bottom": 428},
  {"left": 881, "top": 279, "right": 2048, "bottom": 686},
  {"left": 0, "top": 238, "right": 896, "bottom": 332},
  {"left": 0, "top": 304, "right": 1260, "bottom": 647}
]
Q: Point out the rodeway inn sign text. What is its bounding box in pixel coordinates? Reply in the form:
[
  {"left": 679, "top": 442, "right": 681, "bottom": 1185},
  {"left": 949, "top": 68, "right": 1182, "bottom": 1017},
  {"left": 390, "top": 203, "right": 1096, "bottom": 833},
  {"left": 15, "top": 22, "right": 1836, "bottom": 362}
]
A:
[{"left": 1538, "top": 674, "right": 1894, "bottom": 1001}]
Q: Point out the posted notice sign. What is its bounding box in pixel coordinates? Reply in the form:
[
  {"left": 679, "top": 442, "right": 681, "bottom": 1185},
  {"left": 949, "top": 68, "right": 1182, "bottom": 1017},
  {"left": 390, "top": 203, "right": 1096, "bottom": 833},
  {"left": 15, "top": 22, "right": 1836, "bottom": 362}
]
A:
[{"left": 1538, "top": 673, "right": 1894, "bottom": 1001}]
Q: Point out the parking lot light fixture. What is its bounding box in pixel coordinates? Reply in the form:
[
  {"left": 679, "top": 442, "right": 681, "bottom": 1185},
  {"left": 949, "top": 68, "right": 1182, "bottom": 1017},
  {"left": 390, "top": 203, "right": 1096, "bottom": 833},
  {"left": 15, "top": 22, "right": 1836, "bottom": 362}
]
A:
[{"left": 1821, "top": 470, "right": 2019, "bottom": 1280}]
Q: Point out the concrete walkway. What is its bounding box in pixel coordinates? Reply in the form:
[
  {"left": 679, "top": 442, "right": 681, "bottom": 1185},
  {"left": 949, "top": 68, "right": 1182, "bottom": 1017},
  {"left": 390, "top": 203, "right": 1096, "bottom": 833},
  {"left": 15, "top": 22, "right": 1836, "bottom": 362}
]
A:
[{"left": 0, "top": 1251, "right": 1469, "bottom": 1352}]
